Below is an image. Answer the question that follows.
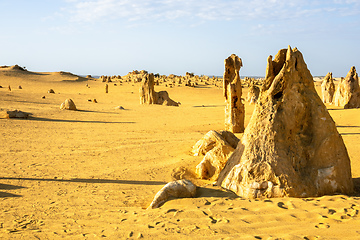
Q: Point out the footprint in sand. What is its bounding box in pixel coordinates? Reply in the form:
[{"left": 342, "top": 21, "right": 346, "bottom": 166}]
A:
[
  {"left": 208, "top": 216, "right": 217, "bottom": 224},
  {"left": 328, "top": 209, "right": 336, "bottom": 215},
  {"left": 304, "top": 236, "right": 320, "bottom": 240},
  {"left": 277, "top": 202, "right": 288, "bottom": 209},
  {"left": 315, "top": 223, "right": 330, "bottom": 229},
  {"left": 344, "top": 206, "right": 359, "bottom": 217}
]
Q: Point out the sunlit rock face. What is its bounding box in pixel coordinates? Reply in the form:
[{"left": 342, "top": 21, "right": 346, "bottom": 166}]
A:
[
  {"left": 217, "top": 46, "right": 353, "bottom": 198},
  {"left": 223, "top": 54, "right": 245, "bottom": 133},
  {"left": 333, "top": 66, "right": 360, "bottom": 109},
  {"left": 321, "top": 72, "right": 335, "bottom": 104}
]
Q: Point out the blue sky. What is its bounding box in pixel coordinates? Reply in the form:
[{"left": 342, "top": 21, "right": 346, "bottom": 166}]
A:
[{"left": 0, "top": 0, "right": 359, "bottom": 77}]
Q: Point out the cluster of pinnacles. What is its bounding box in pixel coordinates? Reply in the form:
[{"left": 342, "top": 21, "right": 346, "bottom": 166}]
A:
[
  {"left": 322, "top": 66, "right": 360, "bottom": 108},
  {"left": 149, "top": 46, "right": 355, "bottom": 209}
]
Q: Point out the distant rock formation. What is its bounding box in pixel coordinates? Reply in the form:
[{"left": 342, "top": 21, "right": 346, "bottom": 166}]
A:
[
  {"left": 60, "top": 99, "right": 77, "bottom": 110},
  {"left": 139, "top": 73, "right": 179, "bottom": 106},
  {"left": 321, "top": 72, "right": 335, "bottom": 104},
  {"left": 217, "top": 46, "right": 353, "bottom": 198},
  {"left": 223, "top": 54, "right": 244, "bottom": 133},
  {"left": 333, "top": 66, "right": 360, "bottom": 108},
  {"left": 147, "top": 179, "right": 196, "bottom": 209},
  {"left": 5, "top": 65, "right": 27, "bottom": 71},
  {"left": 246, "top": 82, "right": 260, "bottom": 104},
  {"left": 193, "top": 130, "right": 239, "bottom": 181}
]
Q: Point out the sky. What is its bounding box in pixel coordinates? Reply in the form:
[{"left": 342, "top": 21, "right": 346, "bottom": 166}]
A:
[{"left": 0, "top": 0, "right": 359, "bottom": 77}]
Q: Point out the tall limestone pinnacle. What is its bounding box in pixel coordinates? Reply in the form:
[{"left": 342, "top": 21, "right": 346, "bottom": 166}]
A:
[
  {"left": 333, "top": 66, "right": 360, "bottom": 108},
  {"left": 223, "top": 54, "right": 245, "bottom": 133},
  {"left": 217, "top": 46, "right": 353, "bottom": 198}
]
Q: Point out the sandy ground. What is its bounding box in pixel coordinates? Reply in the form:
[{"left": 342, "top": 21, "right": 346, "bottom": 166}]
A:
[{"left": 0, "top": 67, "right": 359, "bottom": 239}]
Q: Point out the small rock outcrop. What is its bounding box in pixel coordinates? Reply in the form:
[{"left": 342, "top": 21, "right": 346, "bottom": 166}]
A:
[
  {"left": 321, "top": 72, "right": 335, "bottom": 104},
  {"left": 139, "top": 73, "right": 179, "bottom": 106},
  {"left": 223, "top": 54, "right": 244, "bottom": 133},
  {"left": 193, "top": 130, "right": 239, "bottom": 181},
  {"left": 217, "top": 46, "right": 353, "bottom": 198},
  {"left": 60, "top": 99, "right": 77, "bottom": 110},
  {"left": 333, "top": 66, "right": 360, "bottom": 108},
  {"left": 147, "top": 179, "right": 196, "bottom": 209},
  {"left": 114, "top": 106, "right": 125, "bottom": 110},
  {"left": 0, "top": 109, "right": 30, "bottom": 118}
]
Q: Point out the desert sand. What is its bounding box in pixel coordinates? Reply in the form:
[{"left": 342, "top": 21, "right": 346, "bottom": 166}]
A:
[{"left": 0, "top": 66, "right": 359, "bottom": 239}]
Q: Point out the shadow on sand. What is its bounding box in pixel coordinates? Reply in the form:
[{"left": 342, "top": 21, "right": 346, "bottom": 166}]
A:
[
  {"left": 0, "top": 192, "right": 22, "bottom": 198},
  {"left": 0, "top": 177, "right": 166, "bottom": 186},
  {"left": 0, "top": 183, "right": 25, "bottom": 198},
  {"left": 1, "top": 177, "right": 358, "bottom": 199},
  {"left": 28, "top": 116, "right": 136, "bottom": 124},
  {"left": 336, "top": 126, "right": 360, "bottom": 136},
  {"left": 195, "top": 185, "right": 239, "bottom": 199},
  {"left": 192, "top": 104, "right": 225, "bottom": 108},
  {"left": 77, "top": 109, "right": 129, "bottom": 114},
  {"left": 336, "top": 125, "right": 360, "bottom": 128}
]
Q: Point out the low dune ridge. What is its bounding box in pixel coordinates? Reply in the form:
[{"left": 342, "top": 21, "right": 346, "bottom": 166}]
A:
[
  {"left": 0, "top": 65, "right": 88, "bottom": 83},
  {"left": 0, "top": 66, "right": 359, "bottom": 239}
]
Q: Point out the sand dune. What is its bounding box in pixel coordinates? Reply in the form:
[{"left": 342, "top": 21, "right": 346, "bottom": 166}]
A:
[{"left": 0, "top": 66, "right": 359, "bottom": 239}]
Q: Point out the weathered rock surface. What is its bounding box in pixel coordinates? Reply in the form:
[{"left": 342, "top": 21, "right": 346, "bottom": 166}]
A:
[
  {"left": 321, "top": 72, "right": 335, "bottom": 104},
  {"left": 60, "top": 99, "right": 77, "bottom": 110},
  {"left": 0, "top": 109, "right": 30, "bottom": 118},
  {"left": 217, "top": 46, "right": 353, "bottom": 198},
  {"left": 333, "top": 66, "right": 360, "bottom": 108},
  {"left": 147, "top": 179, "right": 196, "bottom": 209},
  {"left": 139, "top": 73, "right": 179, "bottom": 106},
  {"left": 193, "top": 130, "right": 240, "bottom": 181},
  {"left": 223, "top": 54, "right": 244, "bottom": 133}
]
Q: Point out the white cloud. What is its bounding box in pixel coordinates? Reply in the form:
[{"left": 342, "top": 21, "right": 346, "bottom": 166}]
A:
[{"left": 60, "top": 0, "right": 360, "bottom": 24}]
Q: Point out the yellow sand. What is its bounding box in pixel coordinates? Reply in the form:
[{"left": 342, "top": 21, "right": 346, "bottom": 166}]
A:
[{"left": 0, "top": 68, "right": 359, "bottom": 239}]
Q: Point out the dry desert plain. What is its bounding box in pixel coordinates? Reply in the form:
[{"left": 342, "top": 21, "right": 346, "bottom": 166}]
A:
[{"left": 0, "top": 66, "right": 360, "bottom": 239}]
